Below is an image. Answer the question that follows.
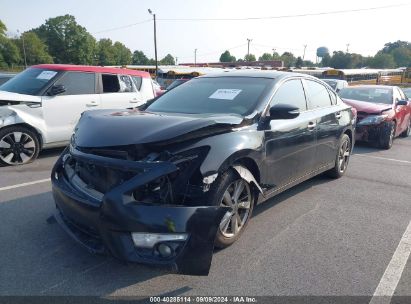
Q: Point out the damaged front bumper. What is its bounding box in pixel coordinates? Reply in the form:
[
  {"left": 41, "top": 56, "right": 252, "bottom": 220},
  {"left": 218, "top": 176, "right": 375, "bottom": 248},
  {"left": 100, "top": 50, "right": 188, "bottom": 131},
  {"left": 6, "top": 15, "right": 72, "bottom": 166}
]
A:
[
  {"left": 51, "top": 147, "right": 228, "bottom": 275},
  {"left": 355, "top": 121, "right": 390, "bottom": 143}
]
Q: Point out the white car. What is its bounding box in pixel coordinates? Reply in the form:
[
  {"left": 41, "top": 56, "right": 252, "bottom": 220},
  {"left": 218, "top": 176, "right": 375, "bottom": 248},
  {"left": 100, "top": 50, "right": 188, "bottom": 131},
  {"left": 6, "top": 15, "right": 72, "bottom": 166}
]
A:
[
  {"left": 323, "top": 79, "right": 349, "bottom": 93},
  {"left": 0, "top": 64, "right": 155, "bottom": 165}
]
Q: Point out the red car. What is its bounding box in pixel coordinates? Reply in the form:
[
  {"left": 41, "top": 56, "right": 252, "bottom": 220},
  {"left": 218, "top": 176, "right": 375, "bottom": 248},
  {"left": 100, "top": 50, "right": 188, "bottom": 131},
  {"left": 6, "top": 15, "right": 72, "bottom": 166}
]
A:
[{"left": 339, "top": 85, "right": 411, "bottom": 149}]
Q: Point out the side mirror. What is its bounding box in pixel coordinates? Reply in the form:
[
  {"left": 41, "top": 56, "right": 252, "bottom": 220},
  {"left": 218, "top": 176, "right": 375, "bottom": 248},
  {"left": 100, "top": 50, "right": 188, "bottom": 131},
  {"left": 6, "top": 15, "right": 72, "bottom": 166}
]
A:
[
  {"left": 396, "top": 99, "right": 408, "bottom": 106},
  {"left": 48, "top": 84, "right": 66, "bottom": 96},
  {"left": 269, "top": 103, "right": 300, "bottom": 120}
]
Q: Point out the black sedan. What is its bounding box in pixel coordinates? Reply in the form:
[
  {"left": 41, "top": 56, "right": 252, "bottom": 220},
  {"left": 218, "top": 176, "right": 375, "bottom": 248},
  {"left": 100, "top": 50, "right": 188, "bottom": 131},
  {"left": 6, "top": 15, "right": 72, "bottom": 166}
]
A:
[{"left": 51, "top": 71, "right": 355, "bottom": 275}]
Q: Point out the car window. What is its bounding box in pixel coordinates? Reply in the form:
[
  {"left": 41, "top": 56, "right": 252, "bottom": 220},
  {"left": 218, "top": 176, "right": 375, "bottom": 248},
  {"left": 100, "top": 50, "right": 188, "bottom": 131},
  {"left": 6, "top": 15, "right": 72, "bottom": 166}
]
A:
[
  {"left": 131, "top": 76, "right": 142, "bottom": 91},
  {"left": 305, "top": 80, "right": 332, "bottom": 109},
  {"left": 272, "top": 79, "right": 307, "bottom": 111},
  {"left": 54, "top": 72, "right": 95, "bottom": 95},
  {"left": 119, "top": 75, "right": 135, "bottom": 92},
  {"left": 102, "top": 74, "right": 120, "bottom": 93},
  {"left": 328, "top": 90, "right": 337, "bottom": 105}
]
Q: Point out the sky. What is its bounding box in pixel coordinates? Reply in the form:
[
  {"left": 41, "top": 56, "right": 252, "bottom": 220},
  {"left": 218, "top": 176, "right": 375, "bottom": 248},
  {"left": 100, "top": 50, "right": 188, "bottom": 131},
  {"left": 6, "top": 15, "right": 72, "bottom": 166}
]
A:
[{"left": 1, "top": 0, "right": 410, "bottom": 63}]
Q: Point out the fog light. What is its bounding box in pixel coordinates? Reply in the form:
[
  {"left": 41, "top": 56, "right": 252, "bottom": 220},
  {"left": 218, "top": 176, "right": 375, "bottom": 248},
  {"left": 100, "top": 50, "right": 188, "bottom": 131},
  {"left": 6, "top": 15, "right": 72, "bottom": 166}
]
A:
[
  {"left": 157, "top": 243, "right": 173, "bottom": 257},
  {"left": 131, "top": 232, "right": 188, "bottom": 248}
]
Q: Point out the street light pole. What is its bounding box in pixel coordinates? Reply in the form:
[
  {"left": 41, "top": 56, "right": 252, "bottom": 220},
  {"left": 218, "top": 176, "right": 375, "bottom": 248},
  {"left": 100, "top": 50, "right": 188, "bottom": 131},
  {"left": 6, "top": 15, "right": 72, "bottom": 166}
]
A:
[
  {"left": 346, "top": 43, "right": 350, "bottom": 53},
  {"left": 148, "top": 9, "right": 158, "bottom": 78},
  {"left": 194, "top": 49, "right": 197, "bottom": 67},
  {"left": 17, "top": 30, "right": 27, "bottom": 69},
  {"left": 247, "top": 38, "right": 252, "bottom": 62},
  {"left": 303, "top": 44, "right": 307, "bottom": 61}
]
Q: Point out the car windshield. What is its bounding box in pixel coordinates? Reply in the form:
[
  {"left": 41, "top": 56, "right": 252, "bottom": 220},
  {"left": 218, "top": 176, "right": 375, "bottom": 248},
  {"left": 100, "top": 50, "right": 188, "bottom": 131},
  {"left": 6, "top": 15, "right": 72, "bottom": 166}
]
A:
[
  {"left": 339, "top": 87, "right": 393, "bottom": 105},
  {"left": 323, "top": 80, "right": 337, "bottom": 89},
  {"left": 403, "top": 88, "right": 411, "bottom": 99},
  {"left": 0, "top": 68, "right": 59, "bottom": 95},
  {"left": 147, "top": 77, "right": 272, "bottom": 116}
]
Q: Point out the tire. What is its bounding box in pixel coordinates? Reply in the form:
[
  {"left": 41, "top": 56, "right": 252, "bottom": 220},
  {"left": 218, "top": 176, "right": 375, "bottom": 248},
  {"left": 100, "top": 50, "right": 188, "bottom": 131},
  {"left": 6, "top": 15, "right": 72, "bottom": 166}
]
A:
[
  {"left": 399, "top": 119, "right": 410, "bottom": 138},
  {"left": 0, "top": 126, "right": 40, "bottom": 166},
  {"left": 379, "top": 121, "right": 395, "bottom": 149},
  {"left": 326, "top": 134, "right": 351, "bottom": 179},
  {"left": 205, "top": 168, "right": 255, "bottom": 249}
]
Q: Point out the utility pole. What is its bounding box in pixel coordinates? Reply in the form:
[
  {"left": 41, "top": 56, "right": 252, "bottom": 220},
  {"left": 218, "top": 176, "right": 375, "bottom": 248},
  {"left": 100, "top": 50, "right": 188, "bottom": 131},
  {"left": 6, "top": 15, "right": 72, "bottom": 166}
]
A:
[
  {"left": 175, "top": 57, "right": 178, "bottom": 65},
  {"left": 194, "top": 49, "right": 197, "bottom": 67},
  {"left": 303, "top": 44, "right": 307, "bottom": 61},
  {"left": 247, "top": 38, "right": 252, "bottom": 62},
  {"left": 17, "top": 30, "right": 27, "bottom": 68},
  {"left": 148, "top": 9, "right": 158, "bottom": 78},
  {"left": 346, "top": 43, "right": 350, "bottom": 53}
]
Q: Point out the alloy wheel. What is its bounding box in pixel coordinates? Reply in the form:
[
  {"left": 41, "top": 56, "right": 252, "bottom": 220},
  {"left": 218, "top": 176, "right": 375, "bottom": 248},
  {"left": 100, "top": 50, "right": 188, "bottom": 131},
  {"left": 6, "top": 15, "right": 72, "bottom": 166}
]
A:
[
  {"left": 338, "top": 139, "right": 350, "bottom": 173},
  {"left": 219, "top": 179, "right": 252, "bottom": 238},
  {"left": 0, "top": 131, "right": 36, "bottom": 165}
]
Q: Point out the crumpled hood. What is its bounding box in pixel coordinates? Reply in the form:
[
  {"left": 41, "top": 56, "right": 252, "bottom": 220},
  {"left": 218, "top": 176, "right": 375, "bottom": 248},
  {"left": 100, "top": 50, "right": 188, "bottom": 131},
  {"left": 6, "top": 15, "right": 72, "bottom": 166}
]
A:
[
  {"left": 73, "top": 109, "right": 245, "bottom": 148},
  {"left": 0, "top": 90, "right": 41, "bottom": 105},
  {"left": 342, "top": 98, "right": 392, "bottom": 114}
]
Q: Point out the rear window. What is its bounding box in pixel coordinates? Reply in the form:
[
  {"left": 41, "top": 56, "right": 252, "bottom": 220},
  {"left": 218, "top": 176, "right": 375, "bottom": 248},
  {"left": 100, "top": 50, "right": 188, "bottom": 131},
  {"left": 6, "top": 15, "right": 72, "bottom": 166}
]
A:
[
  {"left": 147, "top": 77, "right": 272, "bottom": 116},
  {"left": 102, "top": 74, "right": 120, "bottom": 93}
]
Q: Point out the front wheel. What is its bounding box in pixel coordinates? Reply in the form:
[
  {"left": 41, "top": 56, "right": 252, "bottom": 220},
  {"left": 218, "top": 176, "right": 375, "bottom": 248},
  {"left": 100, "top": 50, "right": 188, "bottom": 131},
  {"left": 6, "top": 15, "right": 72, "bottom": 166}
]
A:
[
  {"left": 206, "top": 169, "right": 255, "bottom": 248},
  {"left": 379, "top": 121, "right": 395, "bottom": 149},
  {"left": 399, "top": 119, "right": 410, "bottom": 138},
  {"left": 326, "top": 134, "right": 351, "bottom": 179},
  {"left": 0, "top": 126, "right": 40, "bottom": 166}
]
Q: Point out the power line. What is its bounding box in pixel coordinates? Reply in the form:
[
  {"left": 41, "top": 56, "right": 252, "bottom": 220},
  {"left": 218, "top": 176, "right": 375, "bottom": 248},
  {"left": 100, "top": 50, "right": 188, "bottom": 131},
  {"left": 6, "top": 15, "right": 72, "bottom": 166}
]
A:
[
  {"left": 93, "top": 19, "right": 151, "bottom": 34},
  {"left": 157, "top": 3, "right": 409, "bottom": 21}
]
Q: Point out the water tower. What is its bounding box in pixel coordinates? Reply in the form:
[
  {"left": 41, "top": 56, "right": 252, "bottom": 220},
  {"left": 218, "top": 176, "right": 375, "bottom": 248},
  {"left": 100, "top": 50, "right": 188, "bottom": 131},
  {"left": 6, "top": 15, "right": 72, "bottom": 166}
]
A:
[{"left": 316, "top": 47, "right": 330, "bottom": 63}]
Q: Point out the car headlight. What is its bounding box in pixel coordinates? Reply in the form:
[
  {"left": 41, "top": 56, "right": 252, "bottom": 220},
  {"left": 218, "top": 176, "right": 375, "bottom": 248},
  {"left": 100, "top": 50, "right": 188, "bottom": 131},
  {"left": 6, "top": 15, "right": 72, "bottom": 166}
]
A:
[{"left": 357, "top": 114, "right": 388, "bottom": 126}]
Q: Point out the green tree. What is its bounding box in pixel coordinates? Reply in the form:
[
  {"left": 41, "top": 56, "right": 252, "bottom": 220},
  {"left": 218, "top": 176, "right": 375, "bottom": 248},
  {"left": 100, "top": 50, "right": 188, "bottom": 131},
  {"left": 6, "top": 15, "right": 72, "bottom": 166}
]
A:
[
  {"left": 96, "top": 38, "right": 116, "bottom": 65},
  {"left": 391, "top": 47, "right": 411, "bottom": 67},
  {"left": 272, "top": 51, "right": 281, "bottom": 60},
  {"left": 160, "top": 54, "right": 175, "bottom": 65},
  {"left": 258, "top": 53, "right": 273, "bottom": 61},
  {"left": 219, "top": 50, "right": 236, "bottom": 62},
  {"left": 295, "top": 56, "right": 303, "bottom": 68},
  {"left": 381, "top": 41, "right": 411, "bottom": 54},
  {"left": 281, "top": 52, "right": 296, "bottom": 67},
  {"left": 113, "top": 41, "right": 131, "bottom": 65},
  {"left": 244, "top": 54, "right": 256, "bottom": 62},
  {"left": 0, "top": 39, "right": 21, "bottom": 67},
  {"left": 33, "top": 14, "right": 96, "bottom": 64},
  {"left": 369, "top": 53, "right": 396, "bottom": 68},
  {"left": 0, "top": 20, "right": 6, "bottom": 37},
  {"left": 14, "top": 32, "right": 53, "bottom": 65},
  {"left": 132, "top": 50, "right": 150, "bottom": 65},
  {"left": 329, "top": 51, "right": 351, "bottom": 69},
  {"left": 321, "top": 53, "right": 331, "bottom": 67}
]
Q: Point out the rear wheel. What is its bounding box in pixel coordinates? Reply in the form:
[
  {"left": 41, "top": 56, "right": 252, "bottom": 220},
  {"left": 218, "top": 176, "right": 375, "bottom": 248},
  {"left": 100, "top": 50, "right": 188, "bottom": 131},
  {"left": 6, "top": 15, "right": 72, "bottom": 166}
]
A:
[
  {"left": 0, "top": 126, "right": 40, "bottom": 166},
  {"left": 399, "top": 119, "right": 410, "bottom": 138},
  {"left": 206, "top": 169, "right": 254, "bottom": 248},
  {"left": 379, "top": 121, "right": 395, "bottom": 149},
  {"left": 326, "top": 134, "right": 351, "bottom": 179}
]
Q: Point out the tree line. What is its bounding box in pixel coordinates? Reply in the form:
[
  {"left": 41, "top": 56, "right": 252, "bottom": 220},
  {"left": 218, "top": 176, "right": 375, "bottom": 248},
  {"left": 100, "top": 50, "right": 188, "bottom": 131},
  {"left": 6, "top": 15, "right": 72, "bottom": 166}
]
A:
[
  {"left": 220, "top": 41, "right": 411, "bottom": 69},
  {"left": 1, "top": 14, "right": 410, "bottom": 70},
  {"left": 0, "top": 15, "right": 175, "bottom": 70}
]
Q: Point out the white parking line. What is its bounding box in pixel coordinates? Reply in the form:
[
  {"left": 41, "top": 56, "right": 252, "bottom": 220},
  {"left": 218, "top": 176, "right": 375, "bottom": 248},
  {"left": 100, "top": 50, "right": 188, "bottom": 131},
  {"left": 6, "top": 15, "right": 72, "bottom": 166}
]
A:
[
  {"left": 0, "top": 178, "right": 50, "bottom": 192},
  {"left": 354, "top": 154, "right": 411, "bottom": 164},
  {"left": 369, "top": 220, "right": 411, "bottom": 304}
]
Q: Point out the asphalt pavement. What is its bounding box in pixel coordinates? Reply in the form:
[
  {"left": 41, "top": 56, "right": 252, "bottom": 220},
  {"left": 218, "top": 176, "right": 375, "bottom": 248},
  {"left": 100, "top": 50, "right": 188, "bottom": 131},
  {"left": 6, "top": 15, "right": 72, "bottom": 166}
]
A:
[{"left": 0, "top": 138, "right": 410, "bottom": 298}]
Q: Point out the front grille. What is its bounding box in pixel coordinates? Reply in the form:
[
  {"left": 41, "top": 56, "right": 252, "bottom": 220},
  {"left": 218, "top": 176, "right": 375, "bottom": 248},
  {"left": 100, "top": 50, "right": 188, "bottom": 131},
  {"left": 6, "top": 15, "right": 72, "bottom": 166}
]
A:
[{"left": 64, "top": 154, "right": 138, "bottom": 195}]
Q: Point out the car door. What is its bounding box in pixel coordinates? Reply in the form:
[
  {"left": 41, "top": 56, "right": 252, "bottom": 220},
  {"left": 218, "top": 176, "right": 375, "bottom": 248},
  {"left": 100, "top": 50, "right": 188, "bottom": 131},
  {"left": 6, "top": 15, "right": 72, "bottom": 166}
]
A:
[
  {"left": 262, "top": 78, "right": 317, "bottom": 188},
  {"left": 99, "top": 74, "right": 143, "bottom": 109},
  {"left": 394, "top": 87, "right": 409, "bottom": 135},
  {"left": 303, "top": 79, "right": 342, "bottom": 170},
  {"left": 42, "top": 71, "right": 99, "bottom": 143}
]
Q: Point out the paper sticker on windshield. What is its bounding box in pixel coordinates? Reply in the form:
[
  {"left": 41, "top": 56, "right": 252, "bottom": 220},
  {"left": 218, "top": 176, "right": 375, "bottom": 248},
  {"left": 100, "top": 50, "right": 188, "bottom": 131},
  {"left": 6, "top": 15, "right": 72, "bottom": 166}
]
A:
[
  {"left": 209, "top": 89, "right": 242, "bottom": 100},
  {"left": 36, "top": 71, "right": 57, "bottom": 80},
  {"left": 375, "top": 89, "right": 389, "bottom": 94}
]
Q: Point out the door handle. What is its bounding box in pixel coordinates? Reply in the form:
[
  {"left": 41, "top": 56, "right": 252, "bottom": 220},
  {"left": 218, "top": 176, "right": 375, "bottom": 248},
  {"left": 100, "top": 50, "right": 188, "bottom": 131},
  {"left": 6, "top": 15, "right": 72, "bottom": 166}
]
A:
[
  {"left": 308, "top": 121, "right": 316, "bottom": 131},
  {"left": 129, "top": 98, "right": 139, "bottom": 103},
  {"left": 335, "top": 112, "right": 342, "bottom": 119},
  {"left": 86, "top": 101, "right": 99, "bottom": 107}
]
